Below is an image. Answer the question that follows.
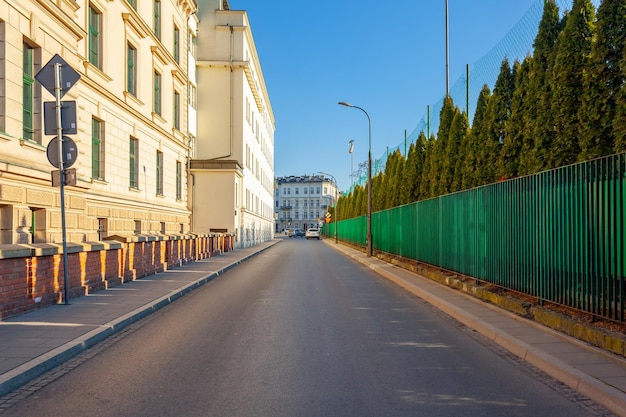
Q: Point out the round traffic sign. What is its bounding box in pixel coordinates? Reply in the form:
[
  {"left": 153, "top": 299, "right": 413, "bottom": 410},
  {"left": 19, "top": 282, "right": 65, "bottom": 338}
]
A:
[{"left": 46, "top": 136, "right": 78, "bottom": 168}]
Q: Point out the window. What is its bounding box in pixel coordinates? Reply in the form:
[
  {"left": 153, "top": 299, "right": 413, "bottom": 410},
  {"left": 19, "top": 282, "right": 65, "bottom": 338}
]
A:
[
  {"left": 126, "top": 43, "right": 137, "bottom": 95},
  {"left": 126, "top": 0, "right": 137, "bottom": 10},
  {"left": 153, "top": 0, "right": 161, "bottom": 39},
  {"left": 188, "top": 83, "right": 196, "bottom": 108},
  {"left": 173, "top": 26, "right": 180, "bottom": 63},
  {"left": 92, "top": 118, "right": 104, "bottom": 180},
  {"left": 156, "top": 151, "right": 163, "bottom": 195},
  {"left": 23, "top": 43, "right": 35, "bottom": 141},
  {"left": 176, "top": 160, "right": 182, "bottom": 200},
  {"left": 189, "top": 31, "right": 197, "bottom": 58},
  {"left": 88, "top": 5, "right": 102, "bottom": 69},
  {"left": 134, "top": 220, "right": 141, "bottom": 234},
  {"left": 153, "top": 71, "right": 161, "bottom": 115},
  {"left": 173, "top": 91, "right": 180, "bottom": 130},
  {"left": 130, "top": 137, "right": 139, "bottom": 188}
]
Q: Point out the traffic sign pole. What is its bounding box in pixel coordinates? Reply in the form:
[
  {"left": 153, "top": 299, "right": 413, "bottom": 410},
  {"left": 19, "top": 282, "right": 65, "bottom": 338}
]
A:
[
  {"left": 36, "top": 54, "right": 80, "bottom": 306},
  {"left": 55, "top": 62, "right": 70, "bottom": 306}
]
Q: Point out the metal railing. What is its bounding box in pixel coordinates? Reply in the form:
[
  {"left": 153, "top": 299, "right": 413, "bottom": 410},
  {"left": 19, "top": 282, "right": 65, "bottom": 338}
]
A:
[{"left": 326, "top": 154, "right": 626, "bottom": 321}]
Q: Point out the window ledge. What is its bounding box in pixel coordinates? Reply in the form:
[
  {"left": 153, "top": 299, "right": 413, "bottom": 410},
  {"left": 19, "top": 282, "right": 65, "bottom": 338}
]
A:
[{"left": 19, "top": 138, "right": 45, "bottom": 150}]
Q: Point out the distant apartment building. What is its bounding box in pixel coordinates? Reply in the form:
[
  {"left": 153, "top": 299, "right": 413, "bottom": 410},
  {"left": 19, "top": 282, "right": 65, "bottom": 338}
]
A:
[
  {"left": 274, "top": 175, "right": 339, "bottom": 233},
  {"left": 0, "top": 0, "right": 196, "bottom": 243},
  {"left": 192, "top": 0, "right": 275, "bottom": 248}
]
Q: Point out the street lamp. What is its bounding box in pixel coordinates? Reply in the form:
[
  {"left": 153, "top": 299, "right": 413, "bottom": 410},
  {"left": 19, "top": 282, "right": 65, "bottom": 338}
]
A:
[
  {"left": 318, "top": 171, "right": 338, "bottom": 244},
  {"left": 348, "top": 140, "right": 355, "bottom": 186},
  {"left": 338, "top": 101, "right": 372, "bottom": 257}
]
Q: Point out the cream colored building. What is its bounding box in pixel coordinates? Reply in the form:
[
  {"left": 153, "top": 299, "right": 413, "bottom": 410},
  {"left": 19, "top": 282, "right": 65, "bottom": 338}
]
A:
[
  {"left": 0, "top": 0, "right": 197, "bottom": 244},
  {"left": 192, "top": 0, "right": 275, "bottom": 248},
  {"left": 275, "top": 175, "right": 339, "bottom": 233}
]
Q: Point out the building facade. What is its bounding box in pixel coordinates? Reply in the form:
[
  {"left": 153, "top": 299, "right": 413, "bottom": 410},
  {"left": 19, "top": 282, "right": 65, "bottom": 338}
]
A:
[
  {"left": 0, "top": 0, "right": 196, "bottom": 244},
  {"left": 274, "top": 175, "right": 339, "bottom": 233},
  {"left": 192, "top": 0, "right": 275, "bottom": 248}
]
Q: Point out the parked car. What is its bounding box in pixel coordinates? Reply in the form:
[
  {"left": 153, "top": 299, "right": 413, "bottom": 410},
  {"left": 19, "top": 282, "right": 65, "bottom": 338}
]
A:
[
  {"left": 305, "top": 228, "right": 320, "bottom": 240},
  {"left": 288, "top": 228, "right": 305, "bottom": 237}
]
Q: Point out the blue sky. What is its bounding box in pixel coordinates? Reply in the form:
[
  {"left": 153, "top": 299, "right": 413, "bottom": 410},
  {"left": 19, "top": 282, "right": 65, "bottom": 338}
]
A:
[{"left": 238, "top": 1, "right": 543, "bottom": 192}]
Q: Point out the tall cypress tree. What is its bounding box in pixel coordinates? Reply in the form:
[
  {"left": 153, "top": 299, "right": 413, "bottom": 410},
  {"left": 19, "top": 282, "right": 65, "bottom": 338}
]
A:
[
  {"left": 372, "top": 173, "right": 384, "bottom": 212},
  {"left": 468, "top": 85, "right": 492, "bottom": 188},
  {"left": 381, "top": 150, "right": 403, "bottom": 209},
  {"left": 550, "top": 0, "right": 595, "bottom": 167},
  {"left": 391, "top": 149, "right": 406, "bottom": 207},
  {"left": 440, "top": 107, "right": 463, "bottom": 193},
  {"left": 356, "top": 183, "right": 366, "bottom": 217},
  {"left": 381, "top": 154, "right": 395, "bottom": 209},
  {"left": 579, "top": 0, "right": 626, "bottom": 159},
  {"left": 500, "top": 58, "right": 531, "bottom": 179},
  {"left": 482, "top": 58, "right": 514, "bottom": 184},
  {"left": 420, "top": 136, "right": 435, "bottom": 199},
  {"left": 616, "top": 46, "right": 626, "bottom": 152},
  {"left": 414, "top": 132, "right": 427, "bottom": 200},
  {"left": 431, "top": 96, "right": 456, "bottom": 196},
  {"left": 402, "top": 141, "right": 419, "bottom": 204},
  {"left": 449, "top": 110, "right": 470, "bottom": 193},
  {"left": 524, "top": 0, "right": 561, "bottom": 174}
]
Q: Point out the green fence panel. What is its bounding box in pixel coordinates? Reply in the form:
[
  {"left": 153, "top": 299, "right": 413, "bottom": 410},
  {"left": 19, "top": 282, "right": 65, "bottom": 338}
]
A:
[{"left": 331, "top": 153, "right": 626, "bottom": 321}]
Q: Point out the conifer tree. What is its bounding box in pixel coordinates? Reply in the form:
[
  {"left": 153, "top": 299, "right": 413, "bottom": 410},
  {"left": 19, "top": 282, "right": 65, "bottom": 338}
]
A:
[
  {"left": 481, "top": 59, "right": 514, "bottom": 184},
  {"left": 404, "top": 132, "right": 427, "bottom": 202},
  {"left": 372, "top": 173, "right": 384, "bottom": 212},
  {"left": 616, "top": 46, "right": 626, "bottom": 152},
  {"left": 381, "top": 156, "right": 394, "bottom": 210},
  {"left": 431, "top": 96, "right": 456, "bottom": 196},
  {"left": 500, "top": 58, "right": 531, "bottom": 180},
  {"left": 579, "top": 0, "right": 626, "bottom": 159},
  {"left": 439, "top": 107, "right": 462, "bottom": 193},
  {"left": 420, "top": 135, "right": 435, "bottom": 199},
  {"left": 451, "top": 111, "right": 470, "bottom": 192},
  {"left": 355, "top": 184, "right": 366, "bottom": 217},
  {"left": 414, "top": 132, "right": 427, "bottom": 200},
  {"left": 381, "top": 150, "right": 402, "bottom": 209},
  {"left": 550, "top": 0, "right": 595, "bottom": 167},
  {"left": 336, "top": 196, "right": 345, "bottom": 222},
  {"left": 441, "top": 108, "right": 467, "bottom": 192},
  {"left": 465, "top": 85, "right": 491, "bottom": 188},
  {"left": 389, "top": 149, "right": 405, "bottom": 207},
  {"left": 401, "top": 142, "right": 418, "bottom": 204},
  {"left": 523, "top": 0, "right": 561, "bottom": 174}
]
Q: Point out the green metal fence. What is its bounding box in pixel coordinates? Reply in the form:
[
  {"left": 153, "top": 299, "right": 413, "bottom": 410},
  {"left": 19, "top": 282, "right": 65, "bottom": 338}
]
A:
[{"left": 326, "top": 154, "right": 626, "bottom": 321}]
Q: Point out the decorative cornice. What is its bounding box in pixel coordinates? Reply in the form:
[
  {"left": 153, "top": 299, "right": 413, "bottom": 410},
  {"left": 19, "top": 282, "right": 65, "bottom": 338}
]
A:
[
  {"left": 122, "top": 12, "right": 149, "bottom": 39},
  {"left": 34, "top": 0, "right": 85, "bottom": 40}
]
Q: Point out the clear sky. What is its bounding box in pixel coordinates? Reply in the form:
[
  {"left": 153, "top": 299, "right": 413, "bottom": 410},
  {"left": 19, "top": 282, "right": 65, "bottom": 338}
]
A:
[{"left": 237, "top": 1, "right": 543, "bottom": 192}]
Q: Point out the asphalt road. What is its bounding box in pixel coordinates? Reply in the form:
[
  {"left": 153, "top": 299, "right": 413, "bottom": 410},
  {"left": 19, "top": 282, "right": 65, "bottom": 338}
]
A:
[{"left": 4, "top": 239, "right": 609, "bottom": 416}]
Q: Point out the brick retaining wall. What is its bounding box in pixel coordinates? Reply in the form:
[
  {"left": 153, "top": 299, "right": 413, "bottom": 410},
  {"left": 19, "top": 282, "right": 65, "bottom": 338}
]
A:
[{"left": 0, "top": 233, "right": 235, "bottom": 320}]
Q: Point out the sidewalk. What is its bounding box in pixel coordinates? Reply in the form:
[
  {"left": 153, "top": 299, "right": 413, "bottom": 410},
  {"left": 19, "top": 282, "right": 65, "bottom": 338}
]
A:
[
  {"left": 1, "top": 238, "right": 626, "bottom": 416},
  {"left": 0, "top": 239, "right": 281, "bottom": 398},
  {"left": 324, "top": 240, "right": 626, "bottom": 417}
]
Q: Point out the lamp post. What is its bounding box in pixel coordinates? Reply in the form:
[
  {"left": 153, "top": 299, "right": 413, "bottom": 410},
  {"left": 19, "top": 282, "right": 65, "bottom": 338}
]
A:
[
  {"left": 318, "top": 171, "right": 338, "bottom": 244},
  {"left": 338, "top": 101, "right": 372, "bottom": 257},
  {"left": 348, "top": 140, "right": 355, "bottom": 186}
]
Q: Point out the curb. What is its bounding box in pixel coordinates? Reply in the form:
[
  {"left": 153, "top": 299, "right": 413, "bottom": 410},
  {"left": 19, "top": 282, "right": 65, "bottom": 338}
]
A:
[
  {"left": 324, "top": 240, "right": 626, "bottom": 416},
  {"left": 0, "top": 240, "right": 280, "bottom": 397}
]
